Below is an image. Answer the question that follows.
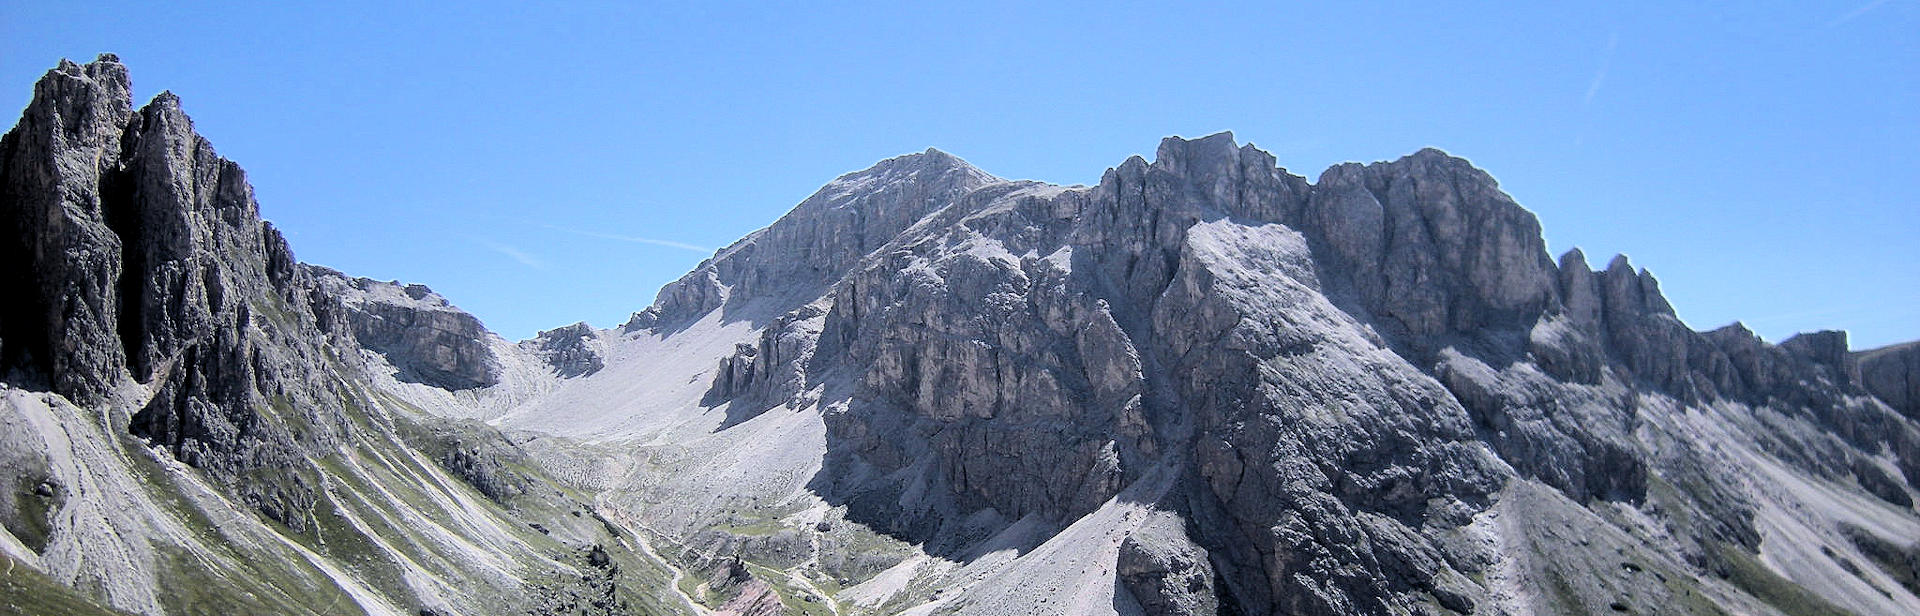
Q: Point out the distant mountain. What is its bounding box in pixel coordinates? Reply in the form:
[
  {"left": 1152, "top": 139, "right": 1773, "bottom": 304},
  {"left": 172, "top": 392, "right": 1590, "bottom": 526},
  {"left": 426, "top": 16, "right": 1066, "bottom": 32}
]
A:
[{"left": 4, "top": 55, "right": 1917, "bottom": 616}]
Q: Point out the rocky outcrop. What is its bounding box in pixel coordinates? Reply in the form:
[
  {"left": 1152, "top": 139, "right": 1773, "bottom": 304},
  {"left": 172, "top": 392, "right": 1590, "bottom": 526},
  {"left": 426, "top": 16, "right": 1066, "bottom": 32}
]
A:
[
  {"left": 524, "top": 321, "right": 603, "bottom": 378},
  {"left": 705, "top": 557, "right": 786, "bottom": 616},
  {"left": 307, "top": 266, "right": 499, "bottom": 390},
  {"left": 393, "top": 416, "right": 531, "bottom": 503},
  {"left": 786, "top": 141, "right": 1512, "bottom": 612},
  {"left": 1158, "top": 220, "right": 1499, "bottom": 615},
  {"left": 1858, "top": 341, "right": 1920, "bottom": 419},
  {"left": 11, "top": 55, "right": 1915, "bottom": 615},
  {"left": 1303, "top": 148, "right": 1558, "bottom": 340},
  {"left": 0, "top": 55, "right": 135, "bottom": 402},
  {"left": 1, "top": 55, "right": 355, "bottom": 530},
  {"left": 809, "top": 183, "right": 1147, "bottom": 539},
  {"left": 1117, "top": 519, "right": 1217, "bottom": 616},
  {"left": 706, "top": 303, "right": 823, "bottom": 422},
  {"left": 2, "top": 57, "right": 697, "bottom": 616}
]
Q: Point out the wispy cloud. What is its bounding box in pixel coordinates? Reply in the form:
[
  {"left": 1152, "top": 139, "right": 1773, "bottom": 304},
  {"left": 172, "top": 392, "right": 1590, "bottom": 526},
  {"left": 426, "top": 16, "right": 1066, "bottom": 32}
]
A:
[
  {"left": 1583, "top": 32, "right": 1620, "bottom": 108},
  {"left": 542, "top": 224, "right": 710, "bottom": 254},
  {"left": 1828, "top": 0, "right": 1891, "bottom": 28},
  {"left": 474, "top": 238, "right": 546, "bottom": 269}
]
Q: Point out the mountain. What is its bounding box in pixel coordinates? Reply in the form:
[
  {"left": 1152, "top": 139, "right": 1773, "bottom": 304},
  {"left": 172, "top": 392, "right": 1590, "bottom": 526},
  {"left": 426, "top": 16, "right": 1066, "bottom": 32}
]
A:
[
  {"left": 0, "top": 55, "right": 689, "bottom": 616},
  {"left": 4, "top": 55, "right": 1918, "bottom": 616}
]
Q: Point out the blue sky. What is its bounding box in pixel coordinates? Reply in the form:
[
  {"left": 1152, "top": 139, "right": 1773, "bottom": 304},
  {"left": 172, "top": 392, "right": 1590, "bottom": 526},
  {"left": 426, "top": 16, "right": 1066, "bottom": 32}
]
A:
[{"left": 5, "top": 1, "right": 1915, "bottom": 348}]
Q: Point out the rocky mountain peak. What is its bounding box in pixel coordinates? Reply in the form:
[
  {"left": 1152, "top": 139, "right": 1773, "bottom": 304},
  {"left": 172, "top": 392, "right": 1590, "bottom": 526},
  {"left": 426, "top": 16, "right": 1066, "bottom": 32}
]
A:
[
  {"left": 2, "top": 56, "right": 368, "bottom": 535},
  {"left": 0, "top": 54, "right": 142, "bottom": 397},
  {"left": 10, "top": 56, "right": 1915, "bottom": 616},
  {"left": 1301, "top": 143, "right": 1559, "bottom": 340},
  {"left": 809, "top": 146, "right": 997, "bottom": 209},
  {"left": 630, "top": 145, "right": 1002, "bottom": 329},
  {"left": 32, "top": 54, "right": 132, "bottom": 145},
  {"left": 1857, "top": 340, "right": 1920, "bottom": 419},
  {"left": 1151, "top": 131, "right": 1241, "bottom": 175}
]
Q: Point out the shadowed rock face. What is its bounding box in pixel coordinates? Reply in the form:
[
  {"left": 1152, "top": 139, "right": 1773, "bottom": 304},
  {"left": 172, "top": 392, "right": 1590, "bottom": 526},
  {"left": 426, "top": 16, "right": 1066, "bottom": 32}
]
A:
[
  {"left": 1858, "top": 341, "right": 1920, "bottom": 419},
  {"left": 0, "top": 55, "right": 357, "bottom": 530},
  {"left": 0, "top": 55, "right": 135, "bottom": 400},
  {"left": 1, "top": 57, "right": 704, "bottom": 616}
]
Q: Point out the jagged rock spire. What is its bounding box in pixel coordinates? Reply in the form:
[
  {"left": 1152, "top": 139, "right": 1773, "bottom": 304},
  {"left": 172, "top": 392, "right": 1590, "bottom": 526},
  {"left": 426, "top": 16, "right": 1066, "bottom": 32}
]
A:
[{"left": 0, "top": 54, "right": 135, "bottom": 400}]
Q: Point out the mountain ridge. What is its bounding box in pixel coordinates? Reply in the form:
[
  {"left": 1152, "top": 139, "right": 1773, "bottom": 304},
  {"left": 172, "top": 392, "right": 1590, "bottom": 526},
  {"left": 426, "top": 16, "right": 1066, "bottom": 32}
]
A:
[{"left": 3, "top": 55, "right": 1918, "bottom": 616}]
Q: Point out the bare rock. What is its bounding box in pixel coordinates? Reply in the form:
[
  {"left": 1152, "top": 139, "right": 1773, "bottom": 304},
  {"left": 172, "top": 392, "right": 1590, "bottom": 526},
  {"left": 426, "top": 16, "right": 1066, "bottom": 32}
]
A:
[
  {"left": 1302, "top": 148, "right": 1558, "bottom": 340},
  {"left": 307, "top": 266, "right": 500, "bottom": 390},
  {"left": 524, "top": 321, "right": 603, "bottom": 378},
  {"left": 0, "top": 54, "right": 135, "bottom": 402},
  {"left": 1857, "top": 341, "right": 1920, "bottom": 419},
  {"left": 1118, "top": 520, "right": 1218, "bottom": 616},
  {"left": 1, "top": 56, "right": 359, "bottom": 531},
  {"left": 643, "top": 148, "right": 998, "bottom": 329}
]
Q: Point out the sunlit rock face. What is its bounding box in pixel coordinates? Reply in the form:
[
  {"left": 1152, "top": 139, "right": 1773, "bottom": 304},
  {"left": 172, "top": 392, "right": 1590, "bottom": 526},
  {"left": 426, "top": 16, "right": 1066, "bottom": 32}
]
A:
[
  {"left": 682, "top": 130, "right": 1920, "bottom": 615},
  {"left": 6, "top": 55, "right": 1918, "bottom": 616},
  {"left": 308, "top": 266, "right": 502, "bottom": 389}
]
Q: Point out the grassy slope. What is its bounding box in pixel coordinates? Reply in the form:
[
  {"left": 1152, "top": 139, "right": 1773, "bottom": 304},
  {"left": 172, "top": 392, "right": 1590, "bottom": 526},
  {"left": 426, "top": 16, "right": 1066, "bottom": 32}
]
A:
[{"left": 0, "top": 553, "right": 131, "bottom": 616}]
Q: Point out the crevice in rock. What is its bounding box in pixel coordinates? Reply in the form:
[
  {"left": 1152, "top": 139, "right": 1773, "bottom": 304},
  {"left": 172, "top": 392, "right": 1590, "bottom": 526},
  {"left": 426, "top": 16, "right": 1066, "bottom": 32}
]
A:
[{"left": 100, "top": 161, "right": 146, "bottom": 381}]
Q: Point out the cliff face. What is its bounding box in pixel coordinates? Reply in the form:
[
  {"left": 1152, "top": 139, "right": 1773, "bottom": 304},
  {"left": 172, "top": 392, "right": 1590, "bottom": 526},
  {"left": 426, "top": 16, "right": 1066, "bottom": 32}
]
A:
[
  {"left": 0, "top": 57, "right": 688, "bottom": 616},
  {"left": 1858, "top": 341, "right": 1920, "bottom": 419},
  {"left": 680, "top": 132, "right": 1920, "bottom": 614},
  {"left": 0, "top": 55, "right": 358, "bottom": 528},
  {"left": 0, "top": 55, "right": 134, "bottom": 402},
  {"left": 628, "top": 147, "right": 999, "bottom": 331},
  {"left": 6, "top": 55, "right": 1918, "bottom": 616},
  {"left": 307, "top": 265, "right": 503, "bottom": 389}
]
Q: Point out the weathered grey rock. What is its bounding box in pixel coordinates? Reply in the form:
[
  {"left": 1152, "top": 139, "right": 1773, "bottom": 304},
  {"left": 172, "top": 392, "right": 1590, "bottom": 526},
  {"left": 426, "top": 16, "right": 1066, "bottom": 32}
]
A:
[
  {"left": 637, "top": 147, "right": 999, "bottom": 330},
  {"left": 394, "top": 416, "right": 531, "bottom": 503},
  {"left": 1858, "top": 341, "right": 1920, "bottom": 419},
  {"left": 13, "top": 54, "right": 1918, "bottom": 615},
  {"left": 524, "top": 321, "right": 603, "bottom": 378},
  {"left": 706, "top": 303, "right": 823, "bottom": 423},
  {"left": 1, "top": 56, "right": 359, "bottom": 531},
  {"left": 780, "top": 139, "right": 1518, "bottom": 613},
  {"left": 1302, "top": 148, "right": 1559, "bottom": 340},
  {"left": 0, "top": 54, "right": 135, "bottom": 402},
  {"left": 0, "top": 56, "right": 749, "bottom": 616},
  {"left": 1118, "top": 523, "right": 1217, "bottom": 616},
  {"left": 307, "top": 266, "right": 500, "bottom": 389},
  {"left": 684, "top": 133, "right": 1918, "bottom": 615}
]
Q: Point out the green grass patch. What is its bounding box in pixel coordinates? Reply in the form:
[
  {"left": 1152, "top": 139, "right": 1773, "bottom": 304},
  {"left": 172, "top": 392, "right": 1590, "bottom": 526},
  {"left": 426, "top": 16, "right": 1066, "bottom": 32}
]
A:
[
  {"left": 0, "top": 553, "right": 132, "bottom": 616},
  {"left": 6, "top": 483, "right": 58, "bottom": 553},
  {"left": 742, "top": 561, "right": 837, "bottom": 616},
  {"left": 1655, "top": 566, "right": 1733, "bottom": 616},
  {"left": 1715, "top": 543, "right": 1856, "bottom": 616},
  {"left": 677, "top": 572, "right": 714, "bottom": 607},
  {"left": 716, "top": 519, "right": 788, "bottom": 537}
]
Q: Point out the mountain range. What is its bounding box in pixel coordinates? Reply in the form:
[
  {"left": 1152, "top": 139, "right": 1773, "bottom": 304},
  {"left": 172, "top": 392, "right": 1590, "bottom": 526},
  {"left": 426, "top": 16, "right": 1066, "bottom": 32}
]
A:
[{"left": 4, "top": 54, "right": 1919, "bottom": 616}]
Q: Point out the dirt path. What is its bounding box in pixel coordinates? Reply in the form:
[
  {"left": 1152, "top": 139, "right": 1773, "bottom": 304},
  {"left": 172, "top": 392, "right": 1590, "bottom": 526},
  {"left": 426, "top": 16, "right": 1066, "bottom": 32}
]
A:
[
  {"left": 597, "top": 498, "right": 841, "bottom": 616},
  {"left": 595, "top": 500, "right": 711, "bottom": 615},
  {"left": 782, "top": 528, "right": 842, "bottom": 616},
  {"left": 629, "top": 530, "right": 711, "bottom": 616}
]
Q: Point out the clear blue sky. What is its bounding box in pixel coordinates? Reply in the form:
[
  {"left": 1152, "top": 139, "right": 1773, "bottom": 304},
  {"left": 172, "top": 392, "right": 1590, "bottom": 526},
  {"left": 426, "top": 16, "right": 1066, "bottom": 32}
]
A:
[{"left": 5, "top": 2, "right": 1915, "bottom": 348}]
